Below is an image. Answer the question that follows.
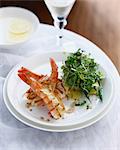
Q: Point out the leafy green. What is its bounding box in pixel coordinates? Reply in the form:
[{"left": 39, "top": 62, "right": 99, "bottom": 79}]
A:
[
  {"left": 75, "top": 100, "right": 86, "bottom": 106},
  {"left": 61, "top": 49, "right": 104, "bottom": 101}
]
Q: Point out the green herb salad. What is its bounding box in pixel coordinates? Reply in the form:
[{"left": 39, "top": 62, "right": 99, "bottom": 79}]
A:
[{"left": 61, "top": 49, "right": 105, "bottom": 105}]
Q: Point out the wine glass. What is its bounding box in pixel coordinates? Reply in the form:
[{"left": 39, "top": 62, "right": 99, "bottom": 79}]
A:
[{"left": 44, "top": 0, "right": 76, "bottom": 47}]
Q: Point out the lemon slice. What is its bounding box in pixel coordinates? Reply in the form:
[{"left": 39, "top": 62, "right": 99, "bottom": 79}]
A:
[{"left": 9, "top": 18, "right": 31, "bottom": 34}]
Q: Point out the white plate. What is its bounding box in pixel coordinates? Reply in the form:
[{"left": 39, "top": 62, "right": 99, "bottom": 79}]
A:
[
  {"left": 6, "top": 51, "right": 116, "bottom": 129},
  {"left": 3, "top": 65, "right": 115, "bottom": 132}
]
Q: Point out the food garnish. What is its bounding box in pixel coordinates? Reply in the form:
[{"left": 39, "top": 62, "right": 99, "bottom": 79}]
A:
[{"left": 61, "top": 49, "right": 104, "bottom": 103}]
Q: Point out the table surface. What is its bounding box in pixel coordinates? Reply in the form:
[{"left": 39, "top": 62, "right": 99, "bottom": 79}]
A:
[{"left": 0, "top": 23, "right": 120, "bottom": 150}]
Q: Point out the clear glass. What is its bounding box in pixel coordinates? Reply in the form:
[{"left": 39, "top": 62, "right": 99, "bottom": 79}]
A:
[{"left": 44, "top": 0, "right": 76, "bottom": 46}]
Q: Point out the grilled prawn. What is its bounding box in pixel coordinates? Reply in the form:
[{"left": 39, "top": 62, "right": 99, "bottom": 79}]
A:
[{"left": 18, "top": 58, "right": 66, "bottom": 119}]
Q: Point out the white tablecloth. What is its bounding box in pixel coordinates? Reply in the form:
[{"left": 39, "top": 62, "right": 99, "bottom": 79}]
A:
[{"left": 0, "top": 24, "right": 120, "bottom": 150}]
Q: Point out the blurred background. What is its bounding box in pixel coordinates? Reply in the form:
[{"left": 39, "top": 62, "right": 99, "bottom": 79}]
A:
[{"left": 0, "top": 0, "right": 120, "bottom": 73}]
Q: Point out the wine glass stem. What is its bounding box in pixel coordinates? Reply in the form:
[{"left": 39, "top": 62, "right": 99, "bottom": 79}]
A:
[{"left": 54, "top": 17, "right": 67, "bottom": 46}]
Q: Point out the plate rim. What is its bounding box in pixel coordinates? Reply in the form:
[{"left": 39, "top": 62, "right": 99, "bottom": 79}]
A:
[
  {"left": 3, "top": 72, "right": 115, "bottom": 132},
  {"left": 6, "top": 51, "right": 115, "bottom": 127},
  {"left": 3, "top": 52, "right": 118, "bottom": 130}
]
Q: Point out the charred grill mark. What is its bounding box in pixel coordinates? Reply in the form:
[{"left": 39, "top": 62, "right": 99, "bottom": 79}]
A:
[
  {"left": 47, "top": 100, "right": 53, "bottom": 105},
  {"left": 49, "top": 103, "right": 59, "bottom": 113}
]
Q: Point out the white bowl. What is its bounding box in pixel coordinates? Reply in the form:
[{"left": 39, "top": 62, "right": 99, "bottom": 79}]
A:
[{"left": 0, "top": 7, "right": 40, "bottom": 50}]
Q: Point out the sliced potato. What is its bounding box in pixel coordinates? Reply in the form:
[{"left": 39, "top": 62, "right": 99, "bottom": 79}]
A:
[
  {"left": 89, "top": 89, "right": 97, "bottom": 95},
  {"left": 68, "top": 88, "right": 81, "bottom": 100}
]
